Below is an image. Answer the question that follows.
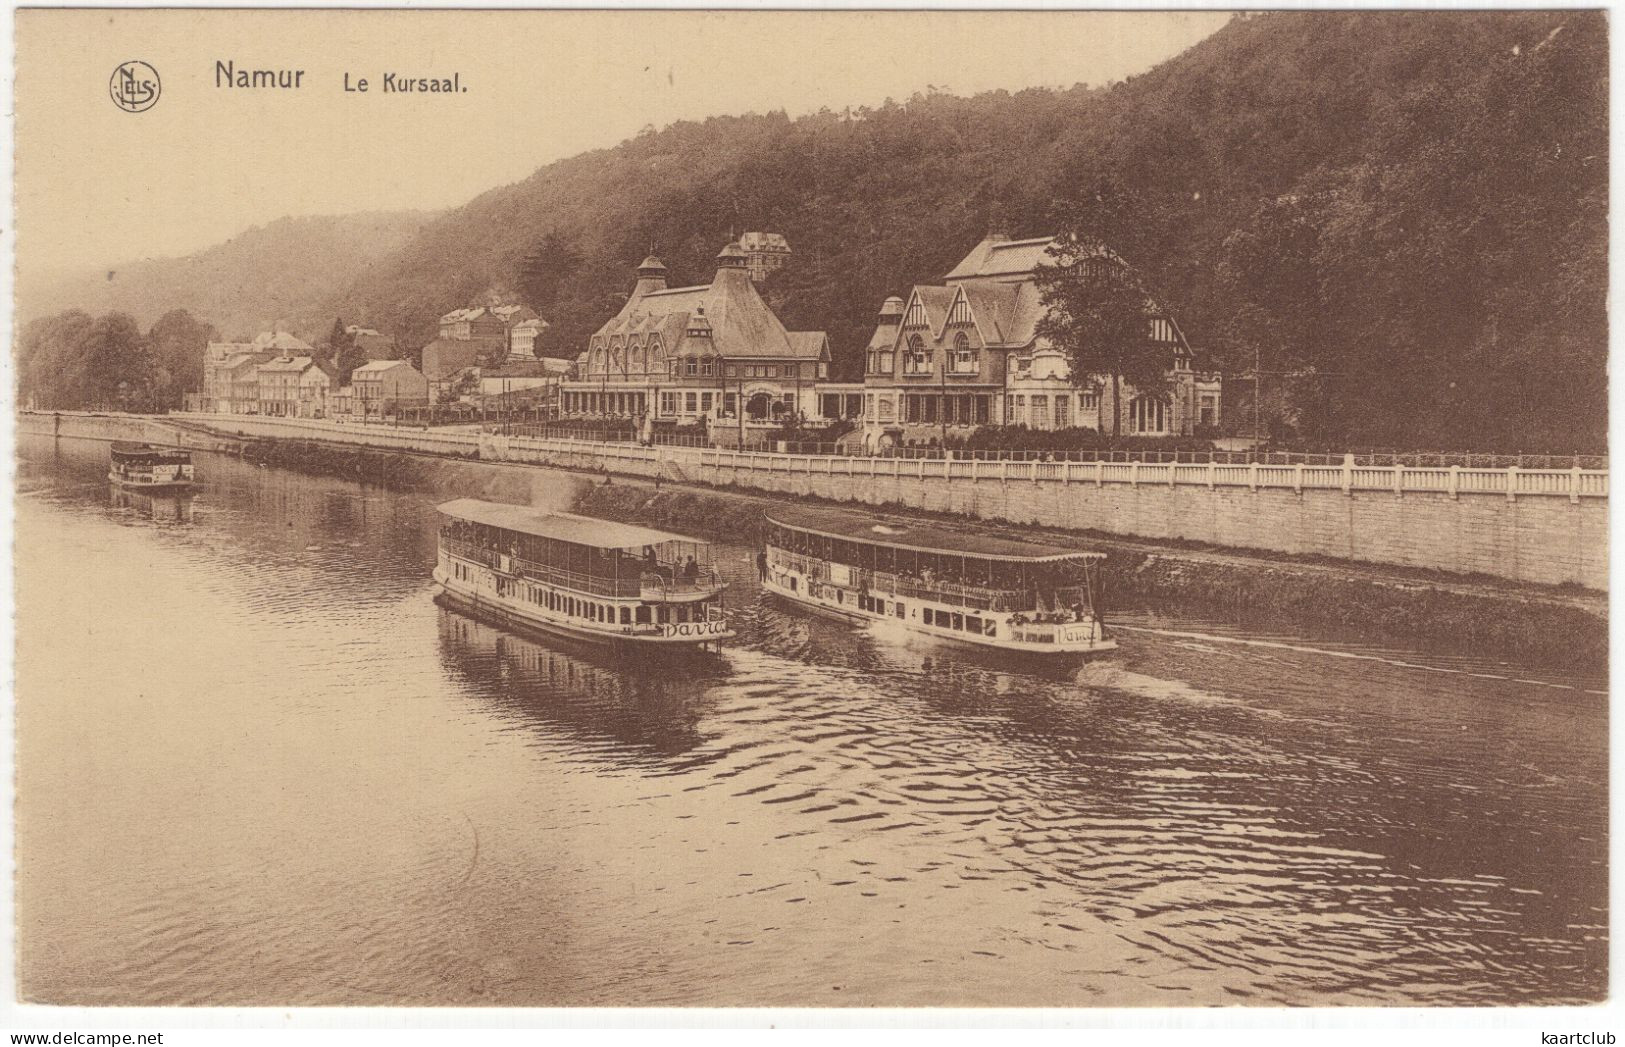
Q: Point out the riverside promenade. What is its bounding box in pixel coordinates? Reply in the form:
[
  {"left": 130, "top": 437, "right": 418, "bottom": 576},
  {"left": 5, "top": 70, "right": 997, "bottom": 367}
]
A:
[{"left": 23, "top": 410, "right": 1608, "bottom": 591}]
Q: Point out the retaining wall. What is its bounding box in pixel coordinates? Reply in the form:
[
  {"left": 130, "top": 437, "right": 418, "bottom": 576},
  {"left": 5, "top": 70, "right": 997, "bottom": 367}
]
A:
[{"left": 33, "top": 412, "right": 1603, "bottom": 590}]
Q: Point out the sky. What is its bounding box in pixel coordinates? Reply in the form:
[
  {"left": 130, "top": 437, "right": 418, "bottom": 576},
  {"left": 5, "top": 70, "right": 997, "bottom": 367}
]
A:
[{"left": 15, "top": 9, "right": 1229, "bottom": 277}]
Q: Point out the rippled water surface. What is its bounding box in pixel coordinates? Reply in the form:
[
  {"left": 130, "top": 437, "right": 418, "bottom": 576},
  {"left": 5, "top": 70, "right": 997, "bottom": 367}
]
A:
[{"left": 15, "top": 435, "right": 1607, "bottom": 1006}]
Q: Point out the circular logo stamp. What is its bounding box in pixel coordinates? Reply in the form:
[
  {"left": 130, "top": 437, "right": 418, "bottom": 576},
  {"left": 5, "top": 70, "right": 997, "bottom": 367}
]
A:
[{"left": 110, "top": 61, "right": 161, "bottom": 113}]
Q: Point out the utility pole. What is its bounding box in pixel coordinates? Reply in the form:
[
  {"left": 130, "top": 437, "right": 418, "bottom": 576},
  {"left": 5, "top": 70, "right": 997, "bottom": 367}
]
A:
[{"left": 1253, "top": 342, "right": 1262, "bottom": 454}]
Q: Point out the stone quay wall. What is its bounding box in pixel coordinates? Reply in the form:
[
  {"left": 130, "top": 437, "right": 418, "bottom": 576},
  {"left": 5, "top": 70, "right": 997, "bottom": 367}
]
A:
[{"left": 29, "top": 412, "right": 1604, "bottom": 590}]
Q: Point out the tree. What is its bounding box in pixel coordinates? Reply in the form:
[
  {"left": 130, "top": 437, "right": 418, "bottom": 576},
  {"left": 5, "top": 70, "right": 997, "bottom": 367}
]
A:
[
  {"left": 325, "top": 317, "right": 365, "bottom": 386},
  {"left": 146, "top": 309, "right": 218, "bottom": 408},
  {"left": 18, "top": 310, "right": 93, "bottom": 409},
  {"left": 1034, "top": 177, "right": 1171, "bottom": 438},
  {"left": 517, "top": 233, "right": 581, "bottom": 316}
]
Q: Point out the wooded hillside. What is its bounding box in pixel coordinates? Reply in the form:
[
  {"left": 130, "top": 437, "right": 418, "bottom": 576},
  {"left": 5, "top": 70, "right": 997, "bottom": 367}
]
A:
[{"left": 24, "top": 11, "right": 1607, "bottom": 450}]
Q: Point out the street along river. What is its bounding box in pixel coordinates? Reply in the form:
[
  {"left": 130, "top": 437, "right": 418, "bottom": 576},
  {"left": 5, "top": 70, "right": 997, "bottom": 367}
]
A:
[{"left": 15, "top": 434, "right": 1607, "bottom": 1006}]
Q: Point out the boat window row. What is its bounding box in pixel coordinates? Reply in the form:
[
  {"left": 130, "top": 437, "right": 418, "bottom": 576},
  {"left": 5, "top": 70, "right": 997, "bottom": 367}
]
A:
[
  {"left": 459, "top": 556, "right": 713, "bottom": 628},
  {"left": 923, "top": 607, "right": 1000, "bottom": 638},
  {"left": 767, "top": 523, "right": 1098, "bottom": 616}
]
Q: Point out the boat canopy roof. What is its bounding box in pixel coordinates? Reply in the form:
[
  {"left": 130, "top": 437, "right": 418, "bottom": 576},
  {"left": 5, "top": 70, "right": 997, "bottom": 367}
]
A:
[
  {"left": 766, "top": 506, "right": 1104, "bottom": 563},
  {"left": 110, "top": 441, "right": 188, "bottom": 459},
  {"left": 437, "top": 498, "right": 709, "bottom": 550}
]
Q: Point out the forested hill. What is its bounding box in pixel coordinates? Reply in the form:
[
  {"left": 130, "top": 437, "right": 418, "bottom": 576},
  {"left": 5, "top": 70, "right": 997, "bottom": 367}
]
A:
[
  {"left": 26, "top": 10, "right": 1606, "bottom": 450},
  {"left": 20, "top": 211, "right": 434, "bottom": 339},
  {"left": 313, "top": 9, "right": 1603, "bottom": 451}
]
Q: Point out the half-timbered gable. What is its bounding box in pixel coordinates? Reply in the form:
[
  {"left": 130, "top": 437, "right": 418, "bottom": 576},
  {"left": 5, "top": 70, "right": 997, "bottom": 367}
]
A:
[{"left": 857, "top": 233, "right": 1221, "bottom": 449}]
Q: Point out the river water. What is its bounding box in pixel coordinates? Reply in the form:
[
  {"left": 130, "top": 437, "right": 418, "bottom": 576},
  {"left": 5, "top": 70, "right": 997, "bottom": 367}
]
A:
[{"left": 14, "top": 435, "right": 1608, "bottom": 1007}]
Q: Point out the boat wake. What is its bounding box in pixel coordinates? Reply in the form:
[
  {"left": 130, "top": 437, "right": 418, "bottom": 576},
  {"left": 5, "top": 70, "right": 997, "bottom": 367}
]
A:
[{"left": 1111, "top": 623, "right": 1606, "bottom": 696}]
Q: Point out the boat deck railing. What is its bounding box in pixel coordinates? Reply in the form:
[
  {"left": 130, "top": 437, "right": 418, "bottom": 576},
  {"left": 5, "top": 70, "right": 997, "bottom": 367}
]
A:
[
  {"left": 443, "top": 537, "right": 721, "bottom": 600},
  {"left": 639, "top": 571, "right": 726, "bottom": 600},
  {"left": 871, "top": 572, "right": 1023, "bottom": 612},
  {"left": 770, "top": 546, "right": 1074, "bottom": 613}
]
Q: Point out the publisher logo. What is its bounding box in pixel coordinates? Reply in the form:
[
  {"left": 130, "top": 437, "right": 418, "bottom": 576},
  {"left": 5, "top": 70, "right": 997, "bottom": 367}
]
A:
[{"left": 110, "top": 61, "right": 161, "bottom": 113}]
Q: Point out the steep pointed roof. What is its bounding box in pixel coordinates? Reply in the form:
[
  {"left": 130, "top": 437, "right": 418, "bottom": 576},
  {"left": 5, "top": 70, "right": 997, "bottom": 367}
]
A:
[{"left": 592, "top": 251, "right": 819, "bottom": 360}]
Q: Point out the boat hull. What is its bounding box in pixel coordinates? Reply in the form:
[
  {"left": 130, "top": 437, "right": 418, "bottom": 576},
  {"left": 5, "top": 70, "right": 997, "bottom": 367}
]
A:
[
  {"left": 434, "top": 564, "right": 733, "bottom": 654},
  {"left": 108, "top": 471, "right": 194, "bottom": 492}
]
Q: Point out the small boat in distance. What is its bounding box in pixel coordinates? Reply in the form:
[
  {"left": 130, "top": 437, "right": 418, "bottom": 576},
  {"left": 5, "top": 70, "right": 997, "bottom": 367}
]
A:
[
  {"left": 107, "top": 441, "right": 194, "bottom": 491},
  {"left": 434, "top": 498, "right": 735, "bottom": 653},
  {"left": 762, "top": 506, "right": 1117, "bottom": 656}
]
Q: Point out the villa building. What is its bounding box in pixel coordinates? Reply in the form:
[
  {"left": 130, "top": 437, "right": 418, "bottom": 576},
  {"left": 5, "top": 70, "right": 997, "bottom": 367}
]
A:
[
  {"left": 856, "top": 234, "right": 1221, "bottom": 450},
  {"left": 257, "top": 354, "right": 335, "bottom": 418},
  {"left": 739, "top": 232, "right": 791, "bottom": 284},
  {"left": 351, "top": 359, "right": 431, "bottom": 418}
]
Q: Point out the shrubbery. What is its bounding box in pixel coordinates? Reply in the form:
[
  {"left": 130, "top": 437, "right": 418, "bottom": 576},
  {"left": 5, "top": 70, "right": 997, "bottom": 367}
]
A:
[{"left": 940, "top": 425, "right": 1216, "bottom": 456}]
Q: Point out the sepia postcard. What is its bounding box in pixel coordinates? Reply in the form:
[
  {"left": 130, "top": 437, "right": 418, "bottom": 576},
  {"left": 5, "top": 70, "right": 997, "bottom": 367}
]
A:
[{"left": 6, "top": 5, "right": 1613, "bottom": 1038}]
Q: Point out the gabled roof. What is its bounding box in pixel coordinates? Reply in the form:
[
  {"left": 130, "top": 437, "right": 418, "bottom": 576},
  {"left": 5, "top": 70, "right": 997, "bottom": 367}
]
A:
[
  {"left": 943, "top": 235, "right": 1057, "bottom": 282},
  {"left": 787, "top": 332, "right": 830, "bottom": 360},
  {"left": 593, "top": 261, "right": 819, "bottom": 360},
  {"left": 437, "top": 500, "right": 710, "bottom": 550},
  {"left": 251, "top": 331, "right": 315, "bottom": 353},
  {"left": 354, "top": 359, "right": 417, "bottom": 374},
  {"left": 258, "top": 355, "right": 322, "bottom": 373},
  {"left": 960, "top": 280, "right": 1042, "bottom": 347},
  {"left": 206, "top": 340, "right": 253, "bottom": 363},
  {"left": 224, "top": 350, "right": 276, "bottom": 374},
  {"left": 490, "top": 304, "right": 538, "bottom": 323}
]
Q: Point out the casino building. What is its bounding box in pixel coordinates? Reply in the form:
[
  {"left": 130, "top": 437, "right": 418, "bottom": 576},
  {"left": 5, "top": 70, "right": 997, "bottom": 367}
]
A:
[{"left": 560, "top": 241, "right": 831, "bottom": 443}]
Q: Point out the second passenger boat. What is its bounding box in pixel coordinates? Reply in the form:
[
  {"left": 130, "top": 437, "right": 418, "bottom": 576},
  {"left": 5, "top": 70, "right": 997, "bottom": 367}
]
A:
[
  {"left": 435, "top": 498, "right": 735, "bottom": 653},
  {"left": 762, "top": 505, "right": 1116, "bottom": 656}
]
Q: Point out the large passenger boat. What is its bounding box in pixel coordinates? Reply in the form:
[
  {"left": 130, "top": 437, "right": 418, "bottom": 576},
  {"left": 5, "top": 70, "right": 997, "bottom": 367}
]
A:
[
  {"left": 107, "top": 441, "right": 194, "bottom": 491},
  {"left": 434, "top": 498, "right": 735, "bottom": 652},
  {"left": 762, "top": 506, "right": 1116, "bottom": 656}
]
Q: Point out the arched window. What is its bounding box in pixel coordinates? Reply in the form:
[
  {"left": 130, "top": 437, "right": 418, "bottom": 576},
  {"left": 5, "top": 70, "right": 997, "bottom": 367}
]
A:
[
  {"left": 951, "top": 332, "right": 977, "bottom": 374},
  {"left": 904, "top": 334, "right": 931, "bottom": 375},
  {"left": 629, "top": 345, "right": 644, "bottom": 373},
  {"left": 1129, "top": 395, "right": 1168, "bottom": 435}
]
